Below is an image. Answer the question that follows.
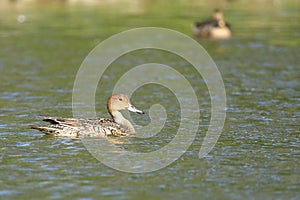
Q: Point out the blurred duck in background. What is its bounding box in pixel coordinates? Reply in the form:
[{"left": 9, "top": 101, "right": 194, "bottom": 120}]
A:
[{"left": 193, "top": 9, "right": 232, "bottom": 39}]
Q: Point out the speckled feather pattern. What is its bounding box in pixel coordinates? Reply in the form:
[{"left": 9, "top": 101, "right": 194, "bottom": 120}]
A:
[
  {"left": 29, "top": 94, "right": 144, "bottom": 138},
  {"left": 30, "top": 117, "right": 128, "bottom": 138}
]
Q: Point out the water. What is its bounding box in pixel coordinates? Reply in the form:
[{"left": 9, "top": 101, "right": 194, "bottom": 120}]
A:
[{"left": 0, "top": 0, "right": 299, "bottom": 199}]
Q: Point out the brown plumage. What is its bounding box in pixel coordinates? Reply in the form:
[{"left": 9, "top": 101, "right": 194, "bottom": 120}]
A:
[
  {"left": 193, "top": 9, "right": 232, "bottom": 39},
  {"left": 29, "top": 94, "right": 144, "bottom": 138}
]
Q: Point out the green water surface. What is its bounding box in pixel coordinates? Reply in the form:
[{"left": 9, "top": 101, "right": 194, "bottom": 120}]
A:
[{"left": 0, "top": 0, "right": 299, "bottom": 199}]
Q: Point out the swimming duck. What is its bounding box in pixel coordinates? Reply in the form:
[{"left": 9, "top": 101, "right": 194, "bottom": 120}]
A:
[
  {"left": 193, "top": 9, "right": 232, "bottom": 39},
  {"left": 29, "top": 94, "right": 144, "bottom": 137}
]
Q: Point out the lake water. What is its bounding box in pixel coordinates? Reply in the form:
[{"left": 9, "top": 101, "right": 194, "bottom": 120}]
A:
[{"left": 0, "top": 0, "right": 299, "bottom": 199}]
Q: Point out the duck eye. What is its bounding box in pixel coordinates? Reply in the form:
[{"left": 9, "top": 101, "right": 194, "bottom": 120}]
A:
[{"left": 119, "top": 98, "right": 123, "bottom": 101}]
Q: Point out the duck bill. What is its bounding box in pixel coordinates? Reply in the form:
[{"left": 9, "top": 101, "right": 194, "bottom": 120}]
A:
[{"left": 128, "top": 104, "right": 144, "bottom": 114}]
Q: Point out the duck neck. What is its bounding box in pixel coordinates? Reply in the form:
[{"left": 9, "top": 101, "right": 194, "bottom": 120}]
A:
[
  {"left": 218, "top": 20, "right": 226, "bottom": 28},
  {"left": 110, "top": 111, "right": 135, "bottom": 133}
]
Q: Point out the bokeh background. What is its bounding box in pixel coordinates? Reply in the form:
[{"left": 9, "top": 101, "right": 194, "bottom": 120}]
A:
[{"left": 0, "top": 0, "right": 299, "bottom": 199}]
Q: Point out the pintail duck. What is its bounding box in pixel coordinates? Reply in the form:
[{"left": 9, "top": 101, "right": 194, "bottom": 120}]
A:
[
  {"left": 29, "top": 94, "right": 144, "bottom": 137},
  {"left": 193, "top": 9, "right": 232, "bottom": 39}
]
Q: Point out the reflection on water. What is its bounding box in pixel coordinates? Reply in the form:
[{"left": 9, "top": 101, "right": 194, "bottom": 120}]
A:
[{"left": 0, "top": 0, "right": 299, "bottom": 199}]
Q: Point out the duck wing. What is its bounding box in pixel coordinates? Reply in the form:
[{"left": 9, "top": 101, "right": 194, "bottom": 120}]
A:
[{"left": 30, "top": 116, "right": 128, "bottom": 137}]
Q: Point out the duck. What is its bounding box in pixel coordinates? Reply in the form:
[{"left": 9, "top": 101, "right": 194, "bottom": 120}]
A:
[
  {"left": 29, "top": 94, "right": 144, "bottom": 137},
  {"left": 192, "top": 9, "right": 232, "bottom": 39}
]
